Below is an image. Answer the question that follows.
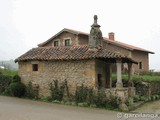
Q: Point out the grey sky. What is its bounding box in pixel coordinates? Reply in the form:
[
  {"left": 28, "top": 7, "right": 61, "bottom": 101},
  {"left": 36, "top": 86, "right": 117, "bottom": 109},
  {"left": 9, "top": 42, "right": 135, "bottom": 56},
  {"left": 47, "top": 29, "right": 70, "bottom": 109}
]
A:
[{"left": 0, "top": 0, "right": 160, "bottom": 71}]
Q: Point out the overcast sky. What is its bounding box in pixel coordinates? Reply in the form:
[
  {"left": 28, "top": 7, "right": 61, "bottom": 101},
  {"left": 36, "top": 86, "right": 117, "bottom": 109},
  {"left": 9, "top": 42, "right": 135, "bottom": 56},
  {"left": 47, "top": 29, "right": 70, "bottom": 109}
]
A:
[{"left": 0, "top": 0, "right": 160, "bottom": 71}]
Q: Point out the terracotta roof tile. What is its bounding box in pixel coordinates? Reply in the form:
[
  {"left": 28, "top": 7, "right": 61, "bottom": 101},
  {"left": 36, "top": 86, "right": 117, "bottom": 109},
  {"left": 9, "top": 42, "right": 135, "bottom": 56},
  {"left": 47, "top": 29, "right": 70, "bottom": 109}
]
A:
[
  {"left": 15, "top": 46, "right": 137, "bottom": 63},
  {"left": 103, "top": 37, "right": 154, "bottom": 53}
]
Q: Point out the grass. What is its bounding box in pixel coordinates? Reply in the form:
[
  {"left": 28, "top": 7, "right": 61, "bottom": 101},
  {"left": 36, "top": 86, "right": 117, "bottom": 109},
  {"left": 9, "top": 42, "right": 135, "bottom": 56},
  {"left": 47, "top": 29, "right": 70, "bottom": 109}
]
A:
[
  {"left": 1, "top": 69, "right": 18, "bottom": 76},
  {"left": 112, "top": 74, "right": 160, "bottom": 82}
]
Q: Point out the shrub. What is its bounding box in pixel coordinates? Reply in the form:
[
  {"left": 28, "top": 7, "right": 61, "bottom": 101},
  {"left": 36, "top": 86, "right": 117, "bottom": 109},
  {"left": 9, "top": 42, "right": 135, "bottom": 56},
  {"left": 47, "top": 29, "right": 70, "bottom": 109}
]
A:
[
  {"left": 12, "top": 75, "right": 21, "bottom": 82},
  {"left": 125, "top": 97, "right": 134, "bottom": 106},
  {"left": 133, "top": 95, "right": 140, "bottom": 102},
  {"left": 25, "top": 81, "right": 39, "bottom": 99},
  {"left": 93, "top": 89, "right": 106, "bottom": 108},
  {"left": 50, "top": 80, "right": 65, "bottom": 101},
  {"left": 78, "top": 102, "right": 88, "bottom": 107},
  {"left": 140, "top": 96, "right": 149, "bottom": 102},
  {"left": 151, "top": 95, "right": 156, "bottom": 101},
  {"left": 40, "top": 97, "right": 51, "bottom": 102},
  {"left": 75, "top": 84, "right": 88, "bottom": 103},
  {"left": 107, "top": 94, "right": 119, "bottom": 109},
  {"left": 8, "top": 75, "right": 26, "bottom": 97},
  {"left": 87, "top": 88, "right": 95, "bottom": 105},
  {"left": 9, "top": 82, "right": 26, "bottom": 97},
  {"left": 0, "top": 75, "right": 12, "bottom": 94},
  {"left": 155, "top": 95, "right": 159, "bottom": 99}
]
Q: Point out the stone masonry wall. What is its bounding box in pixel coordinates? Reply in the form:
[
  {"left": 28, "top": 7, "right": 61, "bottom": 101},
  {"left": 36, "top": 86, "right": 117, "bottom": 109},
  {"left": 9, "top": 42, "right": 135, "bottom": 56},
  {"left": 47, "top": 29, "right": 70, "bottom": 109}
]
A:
[
  {"left": 18, "top": 60, "right": 96, "bottom": 97},
  {"left": 44, "top": 32, "right": 78, "bottom": 47},
  {"left": 103, "top": 42, "right": 130, "bottom": 56},
  {"left": 78, "top": 35, "right": 89, "bottom": 45},
  {"left": 103, "top": 42, "right": 149, "bottom": 73},
  {"left": 132, "top": 51, "right": 149, "bottom": 73}
]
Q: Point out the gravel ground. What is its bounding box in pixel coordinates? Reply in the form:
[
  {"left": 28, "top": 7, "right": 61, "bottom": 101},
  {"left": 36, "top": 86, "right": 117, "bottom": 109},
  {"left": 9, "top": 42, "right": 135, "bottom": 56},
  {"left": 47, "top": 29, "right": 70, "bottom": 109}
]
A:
[
  {"left": 0, "top": 96, "right": 160, "bottom": 120},
  {"left": 0, "top": 96, "right": 118, "bottom": 120}
]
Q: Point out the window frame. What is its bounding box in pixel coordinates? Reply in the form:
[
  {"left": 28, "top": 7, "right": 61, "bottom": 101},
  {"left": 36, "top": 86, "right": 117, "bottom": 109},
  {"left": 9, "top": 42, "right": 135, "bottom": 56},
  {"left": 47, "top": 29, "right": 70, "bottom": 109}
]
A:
[
  {"left": 53, "top": 40, "right": 59, "bottom": 47},
  {"left": 32, "top": 64, "right": 38, "bottom": 71},
  {"left": 64, "top": 38, "right": 71, "bottom": 46}
]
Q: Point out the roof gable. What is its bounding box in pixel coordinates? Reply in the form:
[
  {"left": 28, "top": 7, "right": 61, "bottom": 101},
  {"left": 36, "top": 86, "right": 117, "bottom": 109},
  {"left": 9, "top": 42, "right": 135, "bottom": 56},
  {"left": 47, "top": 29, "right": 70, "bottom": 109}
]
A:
[{"left": 38, "top": 28, "right": 89, "bottom": 47}]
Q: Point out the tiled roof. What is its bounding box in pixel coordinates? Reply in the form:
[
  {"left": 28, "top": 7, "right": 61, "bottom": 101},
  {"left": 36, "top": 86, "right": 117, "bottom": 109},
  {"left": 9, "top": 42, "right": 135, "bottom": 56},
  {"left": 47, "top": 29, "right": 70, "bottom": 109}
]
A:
[
  {"left": 15, "top": 46, "right": 137, "bottom": 63},
  {"left": 39, "top": 28, "right": 153, "bottom": 53},
  {"left": 103, "top": 37, "right": 154, "bottom": 54}
]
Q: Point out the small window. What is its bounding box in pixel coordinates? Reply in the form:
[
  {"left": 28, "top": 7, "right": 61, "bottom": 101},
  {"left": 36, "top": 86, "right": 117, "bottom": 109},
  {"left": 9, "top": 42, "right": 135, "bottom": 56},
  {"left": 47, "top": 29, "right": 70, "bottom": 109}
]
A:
[
  {"left": 32, "top": 64, "right": 38, "bottom": 71},
  {"left": 139, "top": 62, "right": 143, "bottom": 69},
  {"left": 53, "top": 41, "right": 59, "bottom": 47},
  {"left": 64, "top": 39, "right": 70, "bottom": 46}
]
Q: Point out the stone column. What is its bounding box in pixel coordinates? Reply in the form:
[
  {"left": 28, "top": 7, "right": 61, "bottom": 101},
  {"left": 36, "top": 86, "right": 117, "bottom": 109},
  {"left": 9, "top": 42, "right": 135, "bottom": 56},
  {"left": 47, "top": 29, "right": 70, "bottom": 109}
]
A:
[
  {"left": 128, "top": 63, "right": 135, "bottom": 97},
  {"left": 116, "top": 59, "right": 123, "bottom": 88},
  {"left": 128, "top": 63, "right": 134, "bottom": 87}
]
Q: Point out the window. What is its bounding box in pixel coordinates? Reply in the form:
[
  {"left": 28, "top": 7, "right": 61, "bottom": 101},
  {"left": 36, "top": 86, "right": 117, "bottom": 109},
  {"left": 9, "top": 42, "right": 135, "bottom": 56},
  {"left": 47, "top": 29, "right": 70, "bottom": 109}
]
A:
[
  {"left": 32, "top": 64, "right": 38, "bottom": 71},
  {"left": 139, "top": 62, "right": 143, "bottom": 69},
  {"left": 64, "top": 39, "right": 70, "bottom": 46},
  {"left": 53, "top": 41, "right": 59, "bottom": 47}
]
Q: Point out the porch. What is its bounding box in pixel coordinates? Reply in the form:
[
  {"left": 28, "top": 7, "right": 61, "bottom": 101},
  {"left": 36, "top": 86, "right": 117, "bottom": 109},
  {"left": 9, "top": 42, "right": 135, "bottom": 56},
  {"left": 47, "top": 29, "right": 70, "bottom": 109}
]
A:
[{"left": 95, "top": 58, "right": 137, "bottom": 100}]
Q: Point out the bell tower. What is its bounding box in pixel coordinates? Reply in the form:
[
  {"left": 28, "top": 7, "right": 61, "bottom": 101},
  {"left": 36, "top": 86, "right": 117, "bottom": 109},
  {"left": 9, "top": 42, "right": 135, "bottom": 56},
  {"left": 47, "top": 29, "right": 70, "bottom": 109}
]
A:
[{"left": 89, "top": 15, "right": 103, "bottom": 48}]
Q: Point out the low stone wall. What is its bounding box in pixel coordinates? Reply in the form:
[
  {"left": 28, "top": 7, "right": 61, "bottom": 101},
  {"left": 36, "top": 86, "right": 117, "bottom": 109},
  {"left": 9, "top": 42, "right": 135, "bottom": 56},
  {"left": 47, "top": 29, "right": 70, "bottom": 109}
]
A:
[
  {"left": 105, "top": 87, "right": 135, "bottom": 100},
  {"left": 136, "top": 81, "right": 160, "bottom": 96},
  {"left": 150, "top": 82, "right": 160, "bottom": 95}
]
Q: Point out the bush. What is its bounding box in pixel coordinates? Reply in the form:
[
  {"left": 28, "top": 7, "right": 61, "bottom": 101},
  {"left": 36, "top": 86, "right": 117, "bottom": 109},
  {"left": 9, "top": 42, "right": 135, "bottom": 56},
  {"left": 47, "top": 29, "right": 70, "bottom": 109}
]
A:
[
  {"left": 50, "top": 80, "right": 65, "bottom": 101},
  {"left": 125, "top": 97, "right": 134, "bottom": 106},
  {"left": 140, "top": 96, "right": 149, "bottom": 102},
  {"left": 9, "top": 75, "right": 26, "bottom": 97},
  {"left": 93, "top": 89, "right": 106, "bottom": 108},
  {"left": 107, "top": 94, "right": 119, "bottom": 109},
  {"left": 133, "top": 95, "right": 140, "bottom": 102},
  {"left": 12, "top": 75, "right": 21, "bottom": 82},
  {"left": 0, "top": 75, "right": 12, "bottom": 94},
  {"left": 75, "top": 84, "right": 88, "bottom": 103},
  {"left": 151, "top": 95, "right": 156, "bottom": 101},
  {"left": 48, "top": 80, "right": 120, "bottom": 109},
  {"left": 25, "top": 81, "right": 39, "bottom": 99},
  {"left": 9, "top": 82, "right": 26, "bottom": 97}
]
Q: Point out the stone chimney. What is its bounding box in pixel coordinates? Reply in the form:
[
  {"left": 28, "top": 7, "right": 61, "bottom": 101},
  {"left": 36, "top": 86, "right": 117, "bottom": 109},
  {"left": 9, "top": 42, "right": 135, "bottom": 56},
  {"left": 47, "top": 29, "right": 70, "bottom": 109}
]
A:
[{"left": 108, "top": 32, "right": 114, "bottom": 40}]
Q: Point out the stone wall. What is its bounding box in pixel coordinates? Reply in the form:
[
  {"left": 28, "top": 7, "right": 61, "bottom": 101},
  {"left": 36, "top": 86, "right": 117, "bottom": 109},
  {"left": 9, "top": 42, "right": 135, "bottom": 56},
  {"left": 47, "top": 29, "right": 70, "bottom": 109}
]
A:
[
  {"left": 103, "top": 42, "right": 149, "bottom": 73},
  {"left": 132, "top": 51, "right": 149, "bottom": 73},
  {"left": 103, "top": 42, "right": 130, "bottom": 56},
  {"left": 18, "top": 60, "right": 96, "bottom": 97},
  {"left": 136, "top": 81, "right": 160, "bottom": 96},
  {"left": 44, "top": 32, "right": 78, "bottom": 47}
]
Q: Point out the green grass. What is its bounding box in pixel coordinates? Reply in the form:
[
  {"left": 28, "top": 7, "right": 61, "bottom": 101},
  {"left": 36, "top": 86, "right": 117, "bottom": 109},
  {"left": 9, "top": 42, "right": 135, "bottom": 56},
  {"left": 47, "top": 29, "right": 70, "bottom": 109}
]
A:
[
  {"left": 112, "top": 74, "right": 160, "bottom": 82},
  {"left": 1, "top": 70, "right": 18, "bottom": 76}
]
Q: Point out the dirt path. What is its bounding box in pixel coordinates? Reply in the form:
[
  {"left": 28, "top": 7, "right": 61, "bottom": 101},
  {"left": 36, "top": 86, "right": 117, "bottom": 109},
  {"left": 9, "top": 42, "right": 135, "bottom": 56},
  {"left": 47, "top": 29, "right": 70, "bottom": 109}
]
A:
[
  {"left": 1, "top": 96, "right": 160, "bottom": 120},
  {"left": 133, "top": 100, "right": 160, "bottom": 114},
  {"left": 0, "top": 96, "right": 118, "bottom": 120}
]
